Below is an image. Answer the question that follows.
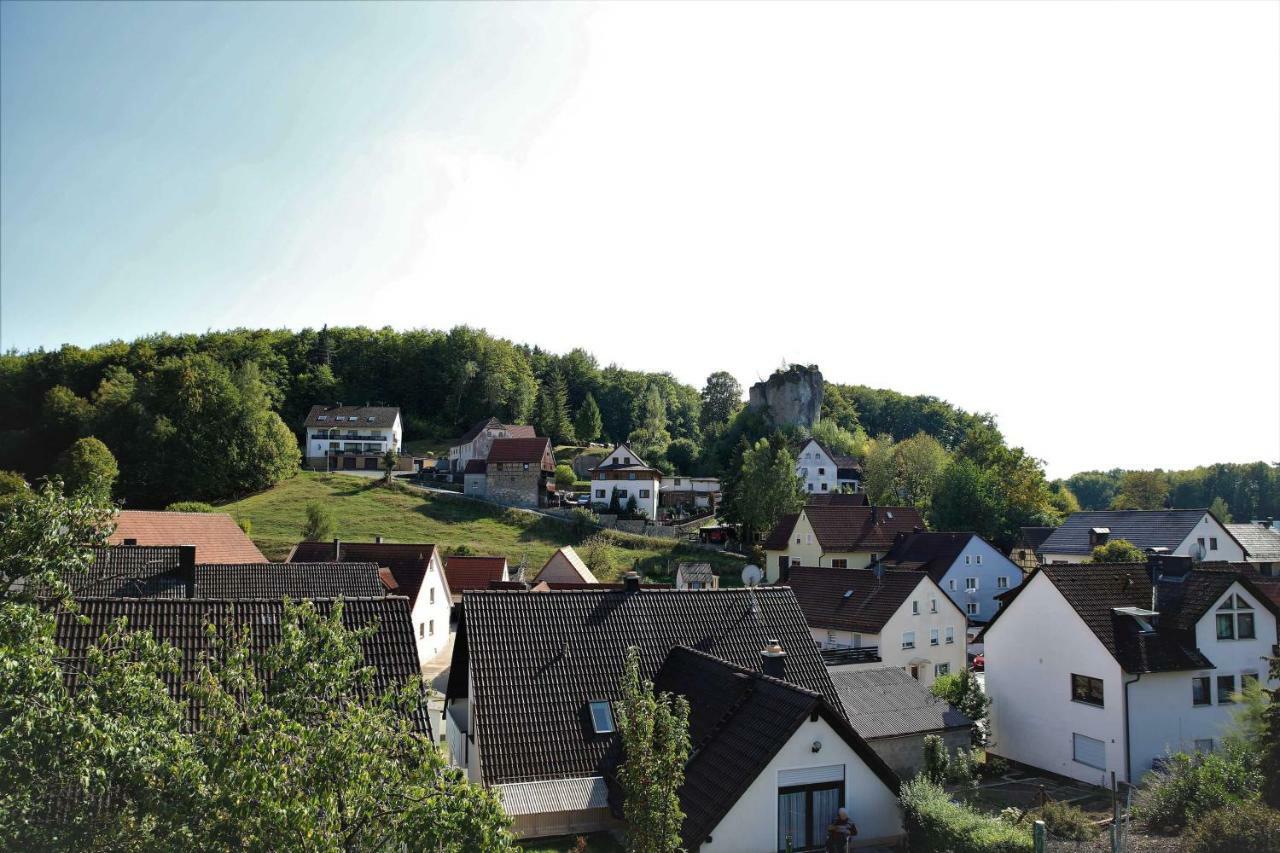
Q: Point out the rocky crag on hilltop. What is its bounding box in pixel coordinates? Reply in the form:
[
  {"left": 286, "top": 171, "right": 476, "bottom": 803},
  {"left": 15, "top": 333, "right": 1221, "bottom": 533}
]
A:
[{"left": 747, "top": 364, "right": 823, "bottom": 430}]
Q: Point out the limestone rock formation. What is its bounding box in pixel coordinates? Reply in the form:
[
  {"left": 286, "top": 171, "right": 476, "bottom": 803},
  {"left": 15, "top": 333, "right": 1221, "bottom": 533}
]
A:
[{"left": 747, "top": 365, "right": 823, "bottom": 430}]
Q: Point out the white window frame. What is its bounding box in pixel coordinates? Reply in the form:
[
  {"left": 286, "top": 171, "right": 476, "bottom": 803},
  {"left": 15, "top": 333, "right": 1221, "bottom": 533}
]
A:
[
  {"left": 997, "top": 576, "right": 1009, "bottom": 589},
  {"left": 967, "top": 602, "right": 979, "bottom": 616},
  {"left": 930, "top": 628, "right": 939, "bottom": 646},
  {"left": 901, "top": 631, "right": 915, "bottom": 650},
  {"left": 965, "top": 577, "right": 978, "bottom": 591},
  {"left": 945, "top": 627, "right": 955, "bottom": 644}
]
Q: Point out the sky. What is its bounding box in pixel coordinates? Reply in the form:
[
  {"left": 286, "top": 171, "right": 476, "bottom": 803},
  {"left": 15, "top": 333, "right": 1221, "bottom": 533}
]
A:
[{"left": 2, "top": 1, "right": 1277, "bottom": 479}]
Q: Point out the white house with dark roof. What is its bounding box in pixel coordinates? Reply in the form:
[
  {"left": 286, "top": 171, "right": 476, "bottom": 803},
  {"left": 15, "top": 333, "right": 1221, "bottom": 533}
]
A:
[
  {"left": 444, "top": 577, "right": 903, "bottom": 848},
  {"left": 762, "top": 504, "right": 926, "bottom": 582},
  {"left": 303, "top": 404, "right": 403, "bottom": 472},
  {"left": 982, "top": 562, "right": 1279, "bottom": 785},
  {"left": 881, "top": 531, "right": 1024, "bottom": 623},
  {"left": 589, "top": 442, "right": 661, "bottom": 518},
  {"left": 795, "top": 438, "right": 862, "bottom": 495},
  {"left": 1038, "top": 509, "right": 1244, "bottom": 565}
]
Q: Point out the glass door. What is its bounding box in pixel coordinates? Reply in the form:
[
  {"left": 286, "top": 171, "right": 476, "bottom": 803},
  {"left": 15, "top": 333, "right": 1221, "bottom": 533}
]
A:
[{"left": 777, "top": 782, "right": 845, "bottom": 851}]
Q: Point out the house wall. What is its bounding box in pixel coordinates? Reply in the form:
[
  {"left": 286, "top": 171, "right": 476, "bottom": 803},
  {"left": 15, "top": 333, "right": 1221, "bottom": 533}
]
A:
[
  {"left": 934, "top": 538, "right": 1024, "bottom": 623},
  {"left": 796, "top": 441, "right": 838, "bottom": 496},
  {"left": 488, "top": 466, "right": 544, "bottom": 508},
  {"left": 411, "top": 552, "right": 452, "bottom": 664},
  {"left": 876, "top": 580, "right": 967, "bottom": 688},
  {"left": 984, "top": 573, "right": 1127, "bottom": 785},
  {"left": 538, "top": 550, "right": 594, "bottom": 584},
  {"left": 463, "top": 472, "right": 487, "bottom": 497},
  {"left": 869, "top": 729, "right": 971, "bottom": 780},
  {"left": 764, "top": 513, "right": 880, "bottom": 582},
  {"left": 1127, "top": 581, "right": 1278, "bottom": 779},
  {"left": 699, "top": 715, "right": 904, "bottom": 852},
  {"left": 591, "top": 476, "right": 660, "bottom": 519}
]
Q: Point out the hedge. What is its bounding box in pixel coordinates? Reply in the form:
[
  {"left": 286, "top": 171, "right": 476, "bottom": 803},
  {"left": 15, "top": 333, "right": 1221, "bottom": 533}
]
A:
[{"left": 899, "top": 778, "right": 1033, "bottom": 853}]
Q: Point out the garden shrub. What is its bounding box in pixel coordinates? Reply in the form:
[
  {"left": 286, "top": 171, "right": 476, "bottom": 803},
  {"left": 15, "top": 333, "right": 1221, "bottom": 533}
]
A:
[
  {"left": 1031, "top": 800, "right": 1097, "bottom": 841},
  {"left": 1132, "top": 745, "right": 1262, "bottom": 832},
  {"left": 1184, "top": 800, "right": 1280, "bottom": 853},
  {"left": 165, "top": 501, "right": 216, "bottom": 513},
  {"left": 899, "top": 777, "right": 1033, "bottom": 853}
]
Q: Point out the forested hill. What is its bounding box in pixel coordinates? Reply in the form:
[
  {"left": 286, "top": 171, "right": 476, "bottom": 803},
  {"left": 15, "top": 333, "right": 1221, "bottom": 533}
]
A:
[{"left": 1, "top": 326, "right": 1001, "bottom": 504}]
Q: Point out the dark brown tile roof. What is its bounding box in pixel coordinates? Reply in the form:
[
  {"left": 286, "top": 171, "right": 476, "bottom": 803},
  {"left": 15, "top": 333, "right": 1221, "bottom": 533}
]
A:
[
  {"left": 457, "top": 416, "right": 503, "bottom": 445},
  {"left": 883, "top": 532, "right": 979, "bottom": 582},
  {"left": 462, "top": 459, "right": 487, "bottom": 475},
  {"left": 763, "top": 506, "right": 925, "bottom": 553},
  {"left": 304, "top": 404, "right": 400, "bottom": 429},
  {"left": 638, "top": 647, "right": 899, "bottom": 850},
  {"left": 486, "top": 580, "right": 672, "bottom": 591},
  {"left": 444, "top": 556, "right": 508, "bottom": 596},
  {"left": 448, "top": 586, "right": 844, "bottom": 786},
  {"left": 486, "top": 437, "right": 552, "bottom": 465},
  {"left": 55, "top": 597, "right": 429, "bottom": 734},
  {"left": 73, "top": 546, "right": 188, "bottom": 598},
  {"left": 781, "top": 566, "right": 929, "bottom": 634},
  {"left": 1016, "top": 526, "right": 1056, "bottom": 552},
  {"left": 195, "top": 562, "right": 385, "bottom": 599},
  {"left": 286, "top": 541, "right": 443, "bottom": 606},
  {"left": 805, "top": 493, "right": 870, "bottom": 507},
  {"left": 109, "top": 511, "right": 266, "bottom": 564}
]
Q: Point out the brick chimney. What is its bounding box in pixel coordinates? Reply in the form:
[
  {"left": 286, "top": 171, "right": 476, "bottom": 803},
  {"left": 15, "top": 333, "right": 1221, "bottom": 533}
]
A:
[
  {"left": 760, "top": 639, "right": 787, "bottom": 679},
  {"left": 375, "top": 535, "right": 383, "bottom": 544},
  {"left": 623, "top": 571, "right": 641, "bottom": 592}
]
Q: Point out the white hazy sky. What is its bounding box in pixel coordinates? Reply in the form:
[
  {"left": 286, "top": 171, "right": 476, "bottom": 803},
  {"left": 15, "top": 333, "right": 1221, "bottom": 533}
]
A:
[{"left": 2, "top": 1, "right": 1278, "bottom": 479}]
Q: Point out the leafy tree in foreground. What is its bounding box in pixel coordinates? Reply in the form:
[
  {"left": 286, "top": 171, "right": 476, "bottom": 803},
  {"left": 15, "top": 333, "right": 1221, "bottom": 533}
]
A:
[
  {"left": 54, "top": 436, "right": 119, "bottom": 498},
  {"left": 1090, "top": 538, "right": 1145, "bottom": 564},
  {"left": 931, "top": 669, "right": 990, "bottom": 745},
  {"left": 616, "top": 647, "right": 690, "bottom": 853},
  {"left": 555, "top": 464, "right": 577, "bottom": 491},
  {"left": 665, "top": 437, "right": 698, "bottom": 475},
  {"left": 722, "top": 438, "right": 803, "bottom": 546}
]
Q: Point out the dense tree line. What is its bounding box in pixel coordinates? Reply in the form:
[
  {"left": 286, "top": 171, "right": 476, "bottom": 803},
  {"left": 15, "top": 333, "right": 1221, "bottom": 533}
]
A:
[{"left": 1062, "top": 463, "right": 1280, "bottom": 522}]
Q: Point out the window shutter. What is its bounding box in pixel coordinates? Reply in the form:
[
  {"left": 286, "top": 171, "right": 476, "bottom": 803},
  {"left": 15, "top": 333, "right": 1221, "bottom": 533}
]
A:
[{"left": 777, "top": 764, "right": 845, "bottom": 787}]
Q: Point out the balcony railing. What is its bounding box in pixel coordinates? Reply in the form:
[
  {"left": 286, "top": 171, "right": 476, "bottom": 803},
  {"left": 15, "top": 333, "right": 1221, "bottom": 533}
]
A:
[
  {"left": 311, "top": 432, "right": 389, "bottom": 443},
  {"left": 819, "top": 646, "right": 882, "bottom": 666}
]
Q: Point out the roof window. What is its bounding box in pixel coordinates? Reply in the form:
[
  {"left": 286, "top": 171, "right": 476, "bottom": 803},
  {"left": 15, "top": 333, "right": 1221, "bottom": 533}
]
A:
[
  {"left": 588, "top": 701, "right": 615, "bottom": 734},
  {"left": 317, "top": 415, "right": 328, "bottom": 421},
  {"left": 367, "top": 416, "right": 376, "bottom": 422}
]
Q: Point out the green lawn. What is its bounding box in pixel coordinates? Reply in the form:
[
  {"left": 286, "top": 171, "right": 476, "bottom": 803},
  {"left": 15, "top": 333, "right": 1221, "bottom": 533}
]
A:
[{"left": 217, "top": 472, "right": 745, "bottom": 583}]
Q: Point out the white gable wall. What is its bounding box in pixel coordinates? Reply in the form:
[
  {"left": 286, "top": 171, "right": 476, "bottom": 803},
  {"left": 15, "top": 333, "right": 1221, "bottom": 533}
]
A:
[
  {"left": 1173, "top": 514, "right": 1246, "bottom": 562},
  {"left": 796, "top": 440, "right": 838, "bottom": 495},
  {"left": 934, "top": 537, "right": 1024, "bottom": 623},
  {"left": 984, "top": 572, "right": 1127, "bottom": 785},
  {"left": 699, "top": 715, "right": 903, "bottom": 852},
  {"left": 877, "top": 577, "right": 968, "bottom": 687},
  {"left": 411, "top": 550, "right": 453, "bottom": 665}
]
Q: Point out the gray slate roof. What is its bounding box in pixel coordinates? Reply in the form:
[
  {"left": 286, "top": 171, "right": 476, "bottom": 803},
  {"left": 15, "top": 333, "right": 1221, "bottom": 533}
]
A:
[
  {"left": 1039, "top": 510, "right": 1211, "bottom": 555},
  {"left": 830, "top": 667, "right": 972, "bottom": 739},
  {"left": 1227, "top": 524, "right": 1280, "bottom": 561}
]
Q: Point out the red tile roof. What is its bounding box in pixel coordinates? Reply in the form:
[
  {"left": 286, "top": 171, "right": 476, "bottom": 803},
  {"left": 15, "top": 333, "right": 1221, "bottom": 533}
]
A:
[
  {"left": 486, "top": 437, "right": 551, "bottom": 464},
  {"left": 108, "top": 511, "right": 266, "bottom": 564},
  {"left": 444, "top": 556, "right": 509, "bottom": 595}
]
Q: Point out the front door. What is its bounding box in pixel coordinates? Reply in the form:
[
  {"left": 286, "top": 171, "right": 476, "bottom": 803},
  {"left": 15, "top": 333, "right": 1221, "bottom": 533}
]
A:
[{"left": 343, "top": 456, "right": 356, "bottom": 470}]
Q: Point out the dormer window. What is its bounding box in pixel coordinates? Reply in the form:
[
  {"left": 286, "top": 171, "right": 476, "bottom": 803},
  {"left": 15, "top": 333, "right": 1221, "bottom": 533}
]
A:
[
  {"left": 1216, "top": 595, "right": 1255, "bottom": 640},
  {"left": 588, "top": 701, "right": 615, "bottom": 734},
  {"left": 367, "top": 416, "right": 376, "bottom": 423}
]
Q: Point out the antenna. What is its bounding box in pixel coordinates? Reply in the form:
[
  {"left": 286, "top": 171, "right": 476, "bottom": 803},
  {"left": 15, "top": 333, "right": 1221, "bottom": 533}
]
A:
[{"left": 741, "top": 564, "right": 763, "bottom": 615}]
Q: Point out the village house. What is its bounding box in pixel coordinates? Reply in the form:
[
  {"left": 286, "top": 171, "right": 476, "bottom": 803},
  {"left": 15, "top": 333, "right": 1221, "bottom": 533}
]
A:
[
  {"left": 448, "top": 416, "right": 535, "bottom": 474},
  {"left": 444, "top": 578, "right": 904, "bottom": 849},
  {"left": 659, "top": 476, "right": 721, "bottom": 512},
  {"left": 443, "top": 555, "right": 510, "bottom": 606},
  {"left": 830, "top": 667, "right": 973, "bottom": 778},
  {"left": 881, "top": 531, "right": 1024, "bottom": 624},
  {"left": 472, "top": 437, "right": 556, "bottom": 508},
  {"left": 57, "top": 596, "right": 430, "bottom": 736},
  {"left": 794, "top": 438, "right": 863, "bottom": 495},
  {"left": 784, "top": 565, "right": 967, "bottom": 687},
  {"left": 287, "top": 539, "right": 453, "bottom": 664},
  {"left": 589, "top": 443, "right": 661, "bottom": 518},
  {"left": 981, "top": 560, "right": 1279, "bottom": 786},
  {"left": 1009, "top": 526, "right": 1055, "bottom": 573},
  {"left": 302, "top": 404, "right": 407, "bottom": 472},
  {"left": 676, "top": 562, "right": 718, "bottom": 590},
  {"left": 762, "top": 504, "right": 925, "bottom": 583},
  {"left": 1226, "top": 519, "right": 1280, "bottom": 563},
  {"left": 1037, "top": 509, "right": 1245, "bottom": 564},
  {"left": 109, "top": 510, "right": 267, "bottom": 563},
  {"left": 532, "top": 546, "right": 598, "bottom": 584}
]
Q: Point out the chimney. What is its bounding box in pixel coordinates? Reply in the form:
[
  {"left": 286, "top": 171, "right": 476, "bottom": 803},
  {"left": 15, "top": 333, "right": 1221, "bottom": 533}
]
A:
[
  {"left": 375, "top": 535, "right": 383, "bottom": 544},
  {"left": 623, "top": 571, "right": 641, "bottom": 592},
  {"left": 871, "top": 505, "right": 878, "bottom": 523},
  {"left": 333, "top": 538, "right": 341, "bottom": 561},
  {"left": 760, "top": 639, "right": 787, "bottom": 679},
  {"left": 178, "top": 545, "right": 196, "bottom": 599},
  {"left": 871, "top": 555, "right": 884, "bottom": 580}
]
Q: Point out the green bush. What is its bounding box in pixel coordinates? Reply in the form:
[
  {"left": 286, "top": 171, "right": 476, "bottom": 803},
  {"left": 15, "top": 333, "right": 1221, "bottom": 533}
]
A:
[
  {"left": 554, "top": 464, "right": 576, "bottom": 491},
  {"left": 1185, "top": 800, "right": 1280, "bottom": 852},
  {"left": 570, "top": 507, "right": 599, "bottom": 537},
  {"left": 1031, "top": 800, "right": 1097, "bottom": 841},
  {"left": 165, "top": 501, "right": 216, "bottom": 513},
  {"left": 54, "top": 436, "right": 118, "bottom": 497},
  {"left": 237, "top": 517, "right": 253, "bottom": 536},
  {"left": 900, "top": 777, "right": 1032, "bottom": 852},
  {"left": 1133, "top": 746, "right": 1262, "bottom": 832},
  {"left": 303, "top": 501, "right": 336, "bottom": 542}
]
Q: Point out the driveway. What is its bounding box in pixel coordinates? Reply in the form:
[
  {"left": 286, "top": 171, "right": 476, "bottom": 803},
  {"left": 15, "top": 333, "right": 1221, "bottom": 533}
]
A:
[{"left": 423, "top": 626, "right": 456, "bottom": 724}]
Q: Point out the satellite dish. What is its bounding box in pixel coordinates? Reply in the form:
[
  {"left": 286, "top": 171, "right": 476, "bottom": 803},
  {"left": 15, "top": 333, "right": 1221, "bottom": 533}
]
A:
[
  {"left": 1188, "top": 542, "right": 1206, "bottom": 562},
  {"left": 741, "top": 564, "right": 763, "bottom": 587}
]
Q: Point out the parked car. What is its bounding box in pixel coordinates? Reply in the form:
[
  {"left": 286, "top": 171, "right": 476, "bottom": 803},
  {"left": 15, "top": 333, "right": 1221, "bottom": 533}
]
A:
[
  {"left": 971, "top": 653, "right": 985, "bottom": 672},
  {"left": 575, "top": 494, "right": 591, "bottom": 507}
]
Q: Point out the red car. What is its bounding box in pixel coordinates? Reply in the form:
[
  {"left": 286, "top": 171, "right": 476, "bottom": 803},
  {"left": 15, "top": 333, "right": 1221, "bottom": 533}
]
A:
[{"left": 972, "top": 654, "right": 985, "bottom": 672}]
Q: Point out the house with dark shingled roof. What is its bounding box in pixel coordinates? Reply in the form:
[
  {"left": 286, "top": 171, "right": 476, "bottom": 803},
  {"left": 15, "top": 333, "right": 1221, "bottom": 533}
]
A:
[
  {"left": 881, "top": 530, "right": 1024, "bottom": 624},
  {"left": 981, "top": 561, "right": 1279, "bottom": 785},
  {"left": 444, "top": 577, "right": 904, "bottom": 849},
  {"left": 1038, "top": 509, "right": 1244, "bottom": 564},
  {"left": 762, "top": 504, "right": 925, "bottom": 584}
]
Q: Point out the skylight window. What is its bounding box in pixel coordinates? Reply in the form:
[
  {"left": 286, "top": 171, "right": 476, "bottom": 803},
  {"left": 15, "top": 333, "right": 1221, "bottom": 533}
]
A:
[
  {"left": 589, "top": 701, "right": 615, "bottom": 734},
  {"left": 317, "top": 415, "right": 328, "bottom": 421}
]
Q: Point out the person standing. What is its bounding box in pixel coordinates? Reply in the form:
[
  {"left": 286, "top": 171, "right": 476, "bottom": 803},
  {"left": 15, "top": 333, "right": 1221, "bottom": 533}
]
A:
[{"left": 826, "top": 807, "right": 857, "bottom": 852}]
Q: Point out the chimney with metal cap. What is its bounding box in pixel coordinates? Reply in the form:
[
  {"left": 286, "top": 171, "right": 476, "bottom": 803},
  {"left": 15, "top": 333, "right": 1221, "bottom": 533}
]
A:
[
  {"left": 179, "top": 545, "right": 196, "bottom": 599},
  {"left": 333, "top": 538, "right": 341, "bottom": 561},
  {"left": 623, "top": 571, "right": 641, "bottom": 592},
  {"left": 761, "top": 639, "right": 787, "bottom": 679}
]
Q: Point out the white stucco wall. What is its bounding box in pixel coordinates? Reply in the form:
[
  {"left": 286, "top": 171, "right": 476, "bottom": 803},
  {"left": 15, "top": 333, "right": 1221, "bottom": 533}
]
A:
[
  {"left": 796, "top": 440, "right": 839, "bottom": 496},
  {"left": 411, "top": 551, "right": 453, "bottom": 664},
  {"left": 592, "top": 476, "right": 660, "bottom": 519},
  {"left": 463, "top": 472, "right": 487, "bottom": 496},
  {"left": 984, "top": 572, "right": 1127, "bottom": 785},
  {"left": 935, "top": 537, "right": 1024, "bottom": 623},
  {"left": 699, "top": 715, "right": 903, "bottom": 852},
  {"left": 876, "top": 579, "right": 968, "bottom": 687}
]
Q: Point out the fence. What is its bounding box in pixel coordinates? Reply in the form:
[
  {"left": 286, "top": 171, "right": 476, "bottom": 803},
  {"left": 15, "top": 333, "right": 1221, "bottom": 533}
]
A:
[{"left": 1040, "top": 774, "right": 1135, "bottom": 853}]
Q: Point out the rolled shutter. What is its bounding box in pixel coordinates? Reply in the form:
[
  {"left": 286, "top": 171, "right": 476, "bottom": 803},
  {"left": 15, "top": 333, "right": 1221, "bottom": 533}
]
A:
[{"left": 777, "top": 764, "right": 845, "bottom": 787}]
